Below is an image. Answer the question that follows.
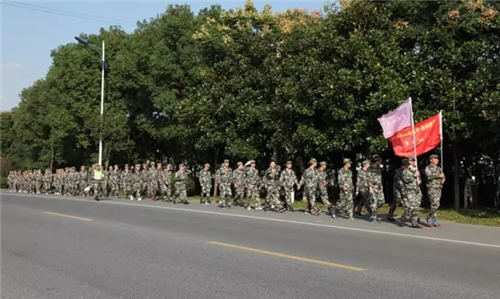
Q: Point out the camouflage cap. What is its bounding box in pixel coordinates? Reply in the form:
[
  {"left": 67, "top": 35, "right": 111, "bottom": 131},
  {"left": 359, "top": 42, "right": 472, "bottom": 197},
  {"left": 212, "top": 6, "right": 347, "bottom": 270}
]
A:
[
  {"left": 204, "top": 163, "right": 210, "bottom": 168},
  {"left": 150, "top": 161, "right": 156, "bottom": 165},
  {"left": 125, "top": 164, "right": 129, "bottom": 167},
  {"left": 319, "top": 161, "right": 327, "bottom": 166},
  {"left": 430, "top": 154, "right": 439, "bottom": 159},
  {"left": 309, "top": 158, "right": 317, "bottom": 164},
  {"left": 402, "top": 158, "right": 410, "bottom": 165},
  {"left": 223, "top": 159, "right": 230, "bottom": 164},
  {"left": 362, "top": 160, "right": 370, "bottom": 165},
  {"left": 343, "top": 158, "right": 352, "bottom": 164},
  {"left": 135, "top": 164, "right": 141, "bottom": 167},
  {"left": 286, "top": 161, "right": 292, "bottom": 165},
  {"left": 409, "top": 157, "right": 416, "bottom": 162},
  {"left": 371, "top": 154, "right": 382, "bottom": 162},
  {"left": 237, "top": 162, "right": 243, "bottom": 166}
]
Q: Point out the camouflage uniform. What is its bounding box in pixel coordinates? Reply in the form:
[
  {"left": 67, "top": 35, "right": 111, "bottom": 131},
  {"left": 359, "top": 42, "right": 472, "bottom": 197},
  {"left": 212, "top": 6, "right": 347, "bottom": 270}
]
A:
[
  {"left": 7, "top": 171, "right": 14, "bottom": 192},
  {"left": 159, "top": 165, "right": 172, "bottom": 201},
  {"left": 79, "top": 167, "right": 90, "bottom": 196},
  {"left": 174, "top": 166, "right": 191, "bottom": 204},
  {"left": 148, "top": 163, "right": 158, "bottom": 199},
  {"left": 367, "top": 161, "right": 385, "bottom": 221},
  {"left": 299, "top": 159, "right": 320, "bottom": 214},
  {"left": 279, "top": 163, "right": 298, "bottom": 210},
  {"left": 215, "top": 161, "right": 233, "bottom": 208},
  {"left": 245, "top": 162, "right": 260, "bottom": 209},
  {"left": 53, "top": 170, "right": 61, "bottom": 194},
  {"left": 401, "top": 164, "right": 422, "bottom": 227},
  {"left": 317, "top": 162, "right": 333, "bottom": 210},
  {"left": 34, "top": 170, "right": 42, "bottom": 193},
  {"left": 132, "top": 165, "right": 143, "bottom": 200},
  {"left": 28, "top": 171, "right": 35, "bottom": 193},
  {"left": 232, "top": 163, "right": 246, "bottom": 205},
  {"left": 120, "top": 166, "right": 132, "bottom": 198},
  {"left": 263, "top": 165, "right": 281, "bottom": 210},
  {"left": 335, "top": 160, "right": 354, "bottom": 219},
  {"left": 199, "top": 165, "right": 212, "bottom": 204},
  {"left": 425, "top": 156, "right": 445, "bottom": 223},
  {"left": 388, "top": 166, "right": 404, "bottom": 219},
  {"left": 355, "top": 161, "right": 370, "bottom": 214},
  {"left": 109, "top": 166, "right": 121, "bottom": 197}
]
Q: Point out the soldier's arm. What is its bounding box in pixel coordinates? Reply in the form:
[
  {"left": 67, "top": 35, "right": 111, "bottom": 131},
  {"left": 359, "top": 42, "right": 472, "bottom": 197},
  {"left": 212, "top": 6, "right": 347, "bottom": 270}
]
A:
[
  {"left": 402, "top": 169, "right": 414, "bottom": 184},
  {"left": 355, "top": 172, "right": 361, "bottom": 192},
  {"left": 425, "top": 166, "right": 440, "bottom": 181}
]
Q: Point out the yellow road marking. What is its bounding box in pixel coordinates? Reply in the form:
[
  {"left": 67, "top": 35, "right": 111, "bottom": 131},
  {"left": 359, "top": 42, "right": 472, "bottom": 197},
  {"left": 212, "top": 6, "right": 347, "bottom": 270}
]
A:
[
  {"left": 43, "top": 211, "right": 93, "bottom": 222},
  {"left": 208, "top": 241, "right": 365, "bottom": 272}
]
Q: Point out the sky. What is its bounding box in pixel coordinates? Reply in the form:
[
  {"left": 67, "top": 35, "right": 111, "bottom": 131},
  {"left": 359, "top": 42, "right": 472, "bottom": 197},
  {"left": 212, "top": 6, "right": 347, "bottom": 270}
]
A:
[{"left": 1, "top": 0, "right": 326, "bottom": 111}]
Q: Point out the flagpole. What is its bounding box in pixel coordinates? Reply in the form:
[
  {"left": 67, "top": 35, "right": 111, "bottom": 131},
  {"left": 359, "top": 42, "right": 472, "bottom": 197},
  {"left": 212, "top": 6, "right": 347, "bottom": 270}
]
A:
[
  {"left": 439, "top": 110, "right": 444, "bottom": 168},
  {"left": 410, "top": 97, "right": 418, "bottom": 165}
]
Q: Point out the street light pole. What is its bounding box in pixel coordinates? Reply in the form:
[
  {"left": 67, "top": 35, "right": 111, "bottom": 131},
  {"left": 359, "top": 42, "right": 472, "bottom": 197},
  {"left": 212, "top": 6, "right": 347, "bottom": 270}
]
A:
[
  {"left": 74, "top": 36, "right": 105, "bottom": 166},
  {"left": 99, "top": 40, "right": 105, "bottom": 166}
]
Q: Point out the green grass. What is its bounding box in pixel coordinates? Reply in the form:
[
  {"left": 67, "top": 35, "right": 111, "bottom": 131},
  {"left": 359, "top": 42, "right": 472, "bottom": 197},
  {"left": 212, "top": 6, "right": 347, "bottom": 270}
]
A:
[{"left": 187, "top": 196, "right": 500, "bottom": 227}]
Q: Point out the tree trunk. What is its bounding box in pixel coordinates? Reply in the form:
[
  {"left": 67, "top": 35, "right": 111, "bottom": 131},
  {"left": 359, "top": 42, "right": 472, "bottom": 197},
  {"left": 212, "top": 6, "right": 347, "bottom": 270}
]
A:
[
  {"left": 50, "top": 141, "right": 54, "bottom": 170},
  {"left": 453, "top": 148, "right": 460, "bottom": 210}
]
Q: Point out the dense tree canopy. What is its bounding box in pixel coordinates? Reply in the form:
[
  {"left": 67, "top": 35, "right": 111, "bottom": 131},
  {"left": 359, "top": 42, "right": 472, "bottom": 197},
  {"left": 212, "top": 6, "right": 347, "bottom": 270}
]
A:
[{"left": 1, "top": 1, "right": 499, "bottom": 205}]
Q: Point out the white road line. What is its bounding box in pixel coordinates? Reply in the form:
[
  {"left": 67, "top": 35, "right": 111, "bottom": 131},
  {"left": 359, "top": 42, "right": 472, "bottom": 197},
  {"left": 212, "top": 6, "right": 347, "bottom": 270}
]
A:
[{"left": 3, "top": 192, "right": 500, "bottom": 249}]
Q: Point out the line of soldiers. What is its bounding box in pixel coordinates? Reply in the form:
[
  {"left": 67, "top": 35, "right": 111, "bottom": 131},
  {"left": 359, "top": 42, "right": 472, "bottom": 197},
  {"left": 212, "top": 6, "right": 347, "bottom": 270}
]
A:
[{"left": 7, "top": 154, "right": 444, "bottom": 228}]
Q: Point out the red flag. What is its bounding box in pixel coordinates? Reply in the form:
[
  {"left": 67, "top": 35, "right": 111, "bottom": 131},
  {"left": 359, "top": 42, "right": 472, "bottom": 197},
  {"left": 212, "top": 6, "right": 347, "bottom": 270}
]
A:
[{"left": 389, "top": 114, "right": 441, "bottom": 158}]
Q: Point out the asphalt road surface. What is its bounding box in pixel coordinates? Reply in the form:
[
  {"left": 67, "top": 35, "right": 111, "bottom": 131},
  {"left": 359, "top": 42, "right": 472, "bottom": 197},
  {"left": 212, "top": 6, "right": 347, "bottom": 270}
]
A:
[{"left": 2, "top": 192, "right": 499, "bottom": 299}]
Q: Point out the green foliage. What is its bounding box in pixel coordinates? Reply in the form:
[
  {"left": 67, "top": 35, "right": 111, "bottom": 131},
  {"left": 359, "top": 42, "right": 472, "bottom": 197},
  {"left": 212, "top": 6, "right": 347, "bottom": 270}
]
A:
[
  {"left": 1, "top": 0, "right": 499, "bottom": 173},
  {"left": 0, "top": 177, "right": 7, "bottom": 189}
]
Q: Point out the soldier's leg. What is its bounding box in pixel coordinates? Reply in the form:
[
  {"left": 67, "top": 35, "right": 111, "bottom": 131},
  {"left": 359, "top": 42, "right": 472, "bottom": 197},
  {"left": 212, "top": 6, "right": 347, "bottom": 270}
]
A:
[
  {"left": 387, "top": 195, "right": 399, "bottom": 219},
  {"left": 264, "top": 188, "right": 273, "bottom": 210},
  {"left": 93, "top": 181, "right": 100, "bottom": 198},
  {"left": 319, "top": 187, "right": 332, "bottom": 210},
  {"left": 225, "top": 185, "right": 232, "bottom": 207},
  {"left": 427, "top": 189, "right": 441, "bottom": 221},
  {"left": 345, "top": 192, "right": 354, "bottom": 219},
  {"left": 245, "top": 187, "right": 252, "bottom": 207},
  {"left": 180, "top": 187, "right": 189, "bottom": 204}
]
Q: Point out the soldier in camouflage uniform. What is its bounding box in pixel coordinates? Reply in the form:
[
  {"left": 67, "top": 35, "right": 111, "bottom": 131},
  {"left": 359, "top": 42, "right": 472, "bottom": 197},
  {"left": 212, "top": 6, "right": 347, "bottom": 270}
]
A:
[
  {"left": 132, "top": 164, "right": 143, "bottom": 200},
  {"left": 425, "top": 154, "right": 445, "bottom": 227},
  {"left": 108, "top": 165, "right": 120, "bottom": 198},
  {"left": 216, "top": 159, "right": 233, "bottom": 209},
  {"left": 62, "top": 167, "right": 70, "bottom": 195},
  {"left": 34, "top": 169, "right": 43, "bottom": 194},
  {"left": 367, "top": 155, "right": 385, "bottom": 222},
  {"left": 279, "top": 161, "right": 298, "bottom": 212},
  {"left": 334, "top": 158, "right": 354, "bottom": 220},
  {"left": 355, "top": 160, "right": 370, "bottom": 215},
  {"left": 245, "top": 160, "right": 260, "bottom": 210},
  {"left": 262, "top": 161, "right": 282, "bottom": 212},
  {"left": 388, "top": 161, "right": 405, "bottom": 221},
  {"left": 7, "top": 171, "right": 14, "bottom": 192},
  {"left": 199, "top": 163, "right": 212, "bottom": 204},
  {"left": 43, "top": 169, "right": 52, "bottom": 194},
  {"left": 232, "top": 162, "right": 246, "bottom": 206},
  {"left": 173, "top": 163, "right": 191, "bottom": 204},
  {"left": 28, "top": 170, "right": 35, "bottom": 193},
  {"left": 120, "top": 164, "right": 131, "bottom": 199},
  {"left": 148, "top": 161, "right": 159, "bottom": 201},
  {"left": 317, "top": 161, "right": 334, "bottom": 216},
  {"left": 298, "top": 158, "right": 321, "bottom": 216},
  {"left": 78, "top": 166, "right": 88, "bottom": 196},
  {"left": 401, "top": 158, "right": 422, "bottom": 228},
  {"left": 159, "top": 164, "right": 173, "bottom": 202}
]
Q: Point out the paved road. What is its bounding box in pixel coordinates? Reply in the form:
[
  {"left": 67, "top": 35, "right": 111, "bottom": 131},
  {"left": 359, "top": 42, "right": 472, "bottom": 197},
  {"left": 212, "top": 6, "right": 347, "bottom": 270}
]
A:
[{"left": 2, "top": 193, "right": 499, "bottom": 299}]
